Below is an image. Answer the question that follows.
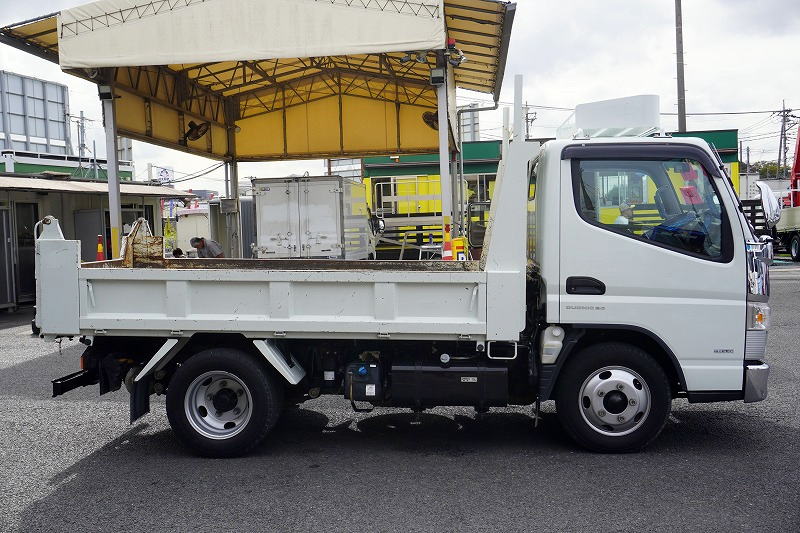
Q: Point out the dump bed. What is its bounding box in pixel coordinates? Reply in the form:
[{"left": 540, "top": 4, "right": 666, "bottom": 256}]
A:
[{"left": 36, "top": 218, "right": 489, "bottom": 342}]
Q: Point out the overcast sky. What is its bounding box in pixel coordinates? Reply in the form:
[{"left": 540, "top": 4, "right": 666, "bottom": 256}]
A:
[{"left": 0, "top": 0, "right": 797, "bottom": 192}]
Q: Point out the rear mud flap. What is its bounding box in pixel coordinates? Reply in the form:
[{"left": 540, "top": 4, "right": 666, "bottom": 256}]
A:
[{"left": 130, "top": 375, "right": 152, "bottom": 423}]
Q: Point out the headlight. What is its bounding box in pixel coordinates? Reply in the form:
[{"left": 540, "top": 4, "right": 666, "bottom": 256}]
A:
[{"left": 747, "top": 302, "right": 770, "bottom": 330}]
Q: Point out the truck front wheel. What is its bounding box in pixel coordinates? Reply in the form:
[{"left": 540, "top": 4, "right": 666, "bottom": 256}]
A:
[
  {"left": 790, "top": 234, "right": 800, "bottom": 261},
  {"left": 554, "top": 342, "right": 671, "bottom": 453},
  {"left": 166, "top": 348, "right": 283, "bottom": 457}
]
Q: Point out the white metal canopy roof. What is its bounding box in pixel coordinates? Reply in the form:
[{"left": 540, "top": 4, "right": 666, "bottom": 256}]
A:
[
  {"left": 0, "top": 0, "right": 515, "bottom": 161},
  {"left": 0, "top": 174, "right": 192, "bottom": 197},
  {"left": 58, "top": 0, "right": 447, "bottom": 68}
]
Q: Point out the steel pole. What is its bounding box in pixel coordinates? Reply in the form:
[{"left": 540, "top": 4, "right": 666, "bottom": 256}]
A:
[
  {"left": 436, "top": 68, "right": 453, "bottom": 241},
  {"left": 230, "top": 159, "right": 242, "bottom": 258},
  {"left": 456, "top": 101, "right": 499, "bottom": 236},
  {"left": 101, "top": 91, "right": 122, "bottom": 259},
  {"left": 224, "top": 97, "right": 243, "bottom": 258}
]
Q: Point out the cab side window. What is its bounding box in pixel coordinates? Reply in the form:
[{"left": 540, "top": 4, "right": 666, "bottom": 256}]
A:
[{"left": 573, "top": 158, "right": 729, "bottom": 260}]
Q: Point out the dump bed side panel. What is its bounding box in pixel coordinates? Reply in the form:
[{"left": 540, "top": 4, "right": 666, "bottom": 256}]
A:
[{"left": 77, "top": 268, "right": 488, "bottom": 340}]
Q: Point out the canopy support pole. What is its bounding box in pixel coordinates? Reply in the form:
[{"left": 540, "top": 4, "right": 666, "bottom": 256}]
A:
[
  {"left": 436, "top": 67, "right": 453, "bottom": 242},
  {"left": 225, "top": 97, "right": 242, "bottom": 258},
  {"left": 100, "top": 85, "right": 122, "bottom": 259},
  {"left": 229, "top": 159, "right": 242, "bottom": 258}
]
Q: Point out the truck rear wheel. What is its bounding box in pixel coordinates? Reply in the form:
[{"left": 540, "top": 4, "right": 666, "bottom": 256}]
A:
[
  {"left": 166, "top": 348, "right": 283, "bottom": 457},
  {"left": 554, "top": 342, "right": 671, "bottom": 453},
  {"left": 790, "top": 234, "right": 800, "bottom": 261}
]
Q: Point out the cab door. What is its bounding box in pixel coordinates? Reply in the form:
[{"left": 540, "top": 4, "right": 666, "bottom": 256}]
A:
[{"left": 558, "top": 144, "right": 747, "bottom": 392}]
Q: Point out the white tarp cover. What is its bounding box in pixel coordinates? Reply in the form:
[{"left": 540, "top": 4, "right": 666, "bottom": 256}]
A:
[{"left": 58, "top": 0, "right": 446, "bottom": 68}]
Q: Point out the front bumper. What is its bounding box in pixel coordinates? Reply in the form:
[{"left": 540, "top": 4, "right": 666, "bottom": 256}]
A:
[{"left": 744, "top": 360, "right": 769, "bottom": 403}]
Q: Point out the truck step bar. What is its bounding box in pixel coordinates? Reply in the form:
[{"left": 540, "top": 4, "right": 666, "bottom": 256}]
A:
[{"left": 52, "top": 369, "right": 97, "bottom": 397}]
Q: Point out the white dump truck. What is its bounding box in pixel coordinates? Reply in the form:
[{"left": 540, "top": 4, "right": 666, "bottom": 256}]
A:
[{"left": 35, "top": 95, "right": 775, "bottom": 457}]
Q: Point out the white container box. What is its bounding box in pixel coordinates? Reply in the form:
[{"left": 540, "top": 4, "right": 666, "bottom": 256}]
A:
[{"left": 251, "top": 176, "right": 374, "bottom": 260}]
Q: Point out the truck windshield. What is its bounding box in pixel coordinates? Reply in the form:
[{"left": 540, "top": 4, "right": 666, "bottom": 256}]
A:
[{"left": 574, "top": 158, "right": 729, "bottom": 260}]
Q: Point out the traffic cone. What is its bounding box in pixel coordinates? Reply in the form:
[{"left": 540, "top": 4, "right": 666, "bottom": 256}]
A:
[
  {"left": 96, "top": 235, "right": 105, "bottom": 261},
  {"left": 442, "top": 218, "right": 453, "bottom": 261}
]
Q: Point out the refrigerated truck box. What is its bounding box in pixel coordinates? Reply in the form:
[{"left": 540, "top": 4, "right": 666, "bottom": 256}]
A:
[{"left": 251, "top": 176, "right": 374, "bottom": 260}]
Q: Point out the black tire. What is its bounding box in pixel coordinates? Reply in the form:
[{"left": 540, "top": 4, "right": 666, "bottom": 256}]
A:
[
  {"left": 554, "top": 342, "right": 671, "bottom": 453},
  {"left": 790, "top": 233, "right": 800, "bottom": 262},
  {"left": 166, "top": 347, "right": 283, "bottom": 457}
]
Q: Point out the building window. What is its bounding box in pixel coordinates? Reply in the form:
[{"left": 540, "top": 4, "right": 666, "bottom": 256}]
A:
[
  {"left": 46, "top": 83, "right": 64, "bottom": 103},
  {"left": 48, "top": 120, "right": 66, "bottom": 140},
  {"left": 5, "top": 74, "right": 23, "bottom": 94},
  {"left": 9, "top": 114, "right": 26, "bottom": 135},
  {"left": 27, "top": 118, "right": 46, "bottom": 138}
]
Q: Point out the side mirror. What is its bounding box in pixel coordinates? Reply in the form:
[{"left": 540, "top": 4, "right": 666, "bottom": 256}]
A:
[
  {"left": 369, "top": 214, "right": 385, "bottom": 235},
  {"left": 756, "top": 181, "right": 781, "bottom": 228},
  {"left": 760, "top": 235, "right": 774, "bottom": 264}
]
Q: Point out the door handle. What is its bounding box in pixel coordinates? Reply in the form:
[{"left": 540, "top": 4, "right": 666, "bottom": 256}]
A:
[{"left": 566, "top": 276, "right": 606, "bottom": 295}]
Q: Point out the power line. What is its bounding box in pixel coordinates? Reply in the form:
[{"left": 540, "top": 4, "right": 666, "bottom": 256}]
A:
[
  {"left": 459, "top": 95, "right": 789, "bottom": 117},
  {"left": 662, "top": 110, "right": 787, "bottom": 116},
  {"left": 740, "top": 114, "right": 778, "bottom": 134},
  {"left": 166, "top": 163, "right": 225, "bottom": 184}
]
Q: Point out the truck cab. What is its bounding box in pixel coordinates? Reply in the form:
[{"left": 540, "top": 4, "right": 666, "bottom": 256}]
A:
[{"left": 527, "top": 136, "right": 771, "bottom": 448}]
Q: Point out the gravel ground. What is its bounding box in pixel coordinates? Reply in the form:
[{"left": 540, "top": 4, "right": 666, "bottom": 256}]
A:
[{"left": 1, "top": 268, "right": 798, "bottom": 532}]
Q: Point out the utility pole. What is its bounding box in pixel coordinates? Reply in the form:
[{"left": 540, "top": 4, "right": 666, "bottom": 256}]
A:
[
  {"left": 782, "top": 100, "right": 790, "bottom": 179},
  {"left": 524, "top": 105, "right": 536, "bottom": 140},
  {"left": 674, "top": 0, "right": 687, "bottom": 132},
  {"left": 73, "top": 110, "right": 88, "bottom": 178},
  {"left": 92, "top": 140, "right": 99, "bottom": 181},
  {"left": 78, "top": 111, "right": 86, "bottom": 160},
  {"left": 746, "top": 146, "right": 750, "bottom": 174},
  {"left": 777, "top": 101, "right": 787, "bottom": 179}
]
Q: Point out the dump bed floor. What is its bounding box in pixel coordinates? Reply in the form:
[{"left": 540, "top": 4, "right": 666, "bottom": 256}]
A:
[{"left": 83, "top": 258, "right": 481, "bottom": 272}]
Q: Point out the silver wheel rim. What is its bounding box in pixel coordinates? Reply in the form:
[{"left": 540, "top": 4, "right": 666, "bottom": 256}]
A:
[
  {"left": 184, "top": 371, "right": 253, "bottom": 440},
  {"left": 578, "top": 366, "right": 651, "bottom": 437},
  {"left": 793, "top": 238, "right": 799, "bottom": 258}
]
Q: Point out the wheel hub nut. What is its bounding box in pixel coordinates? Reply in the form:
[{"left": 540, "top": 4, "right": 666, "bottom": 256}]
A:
[
  {"left": 598, "top": 410, "right": 606, "bottom": 417},
  {"left": 617, "top": 415, "right": 625, "bottom": 422},
  {"left": 617, "top": 384, "right": 624, "bottom": 390},
  {"left": 629, "top": 399, "right": 637, "bottom": 406},
  {"left": 598, "top": 391, "right": 605, "bottom": 397}
]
